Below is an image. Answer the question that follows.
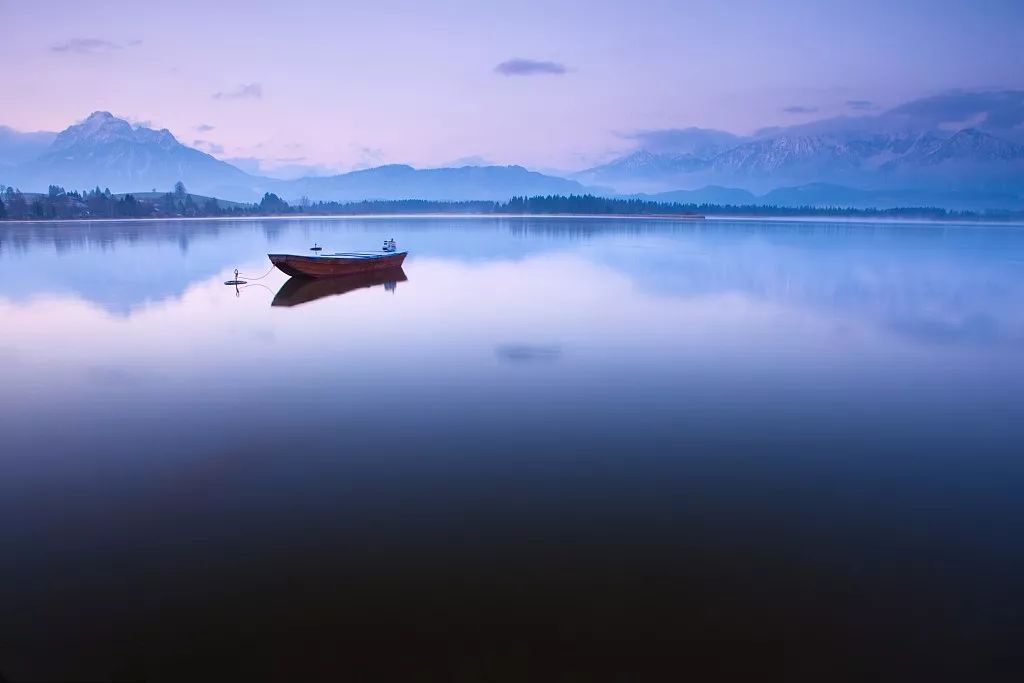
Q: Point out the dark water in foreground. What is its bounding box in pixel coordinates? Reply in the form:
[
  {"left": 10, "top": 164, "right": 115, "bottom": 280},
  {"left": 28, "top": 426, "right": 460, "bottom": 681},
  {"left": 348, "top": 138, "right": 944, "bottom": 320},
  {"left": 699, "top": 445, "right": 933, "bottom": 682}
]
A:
[{"left": 1, "top": 216, "right": 1022, "bottom": 680}]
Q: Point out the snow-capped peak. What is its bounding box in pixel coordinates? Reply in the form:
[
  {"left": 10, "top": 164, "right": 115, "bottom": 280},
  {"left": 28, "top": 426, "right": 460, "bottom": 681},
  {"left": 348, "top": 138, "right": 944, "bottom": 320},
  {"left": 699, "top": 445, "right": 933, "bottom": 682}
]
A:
[{"left": 51, "top": 111, "right": 181, "bottom": 151}]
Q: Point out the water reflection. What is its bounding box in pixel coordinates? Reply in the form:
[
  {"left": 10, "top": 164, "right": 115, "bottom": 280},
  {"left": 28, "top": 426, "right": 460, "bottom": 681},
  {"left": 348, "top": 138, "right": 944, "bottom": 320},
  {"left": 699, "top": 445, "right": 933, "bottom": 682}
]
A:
[
  {"left": 495, "top": 343, "right": 562, "bottom": 363},
  {"left": 1, "top": 216, "right": 1023, "bottom": 679},
  {"left": 271, "top": 267, "right": 408, "bottom": 307},
  {"left": 2, "top": 217, "right": 1022, "bottom": 338}
]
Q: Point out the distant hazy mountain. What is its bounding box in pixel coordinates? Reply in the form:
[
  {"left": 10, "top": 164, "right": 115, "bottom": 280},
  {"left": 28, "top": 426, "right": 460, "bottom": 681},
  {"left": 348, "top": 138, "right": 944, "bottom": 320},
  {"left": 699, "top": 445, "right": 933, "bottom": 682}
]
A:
[
  {"left": 577, "top": 150, "right": 709, "bottom": 190},
  {"left": 638, "top": 186, "right": 758, "bottom": 206},
  {"left": 281, "top": 164, "right": 588, "bottom": 202},
  {"left": 579, "top": 91, "right": 1024, "bottom": 197},
  {"left": 0, "top": 126, "right": 56, "bottom": 170},
  {"left": 639, "top": 182, "right": 1024, "bottom": 211},
  {"left": 576, "top": 129, "right": 745, "bottom": 192},
  {"left": 760, "top": 183, "right": 1024, "bottom": 211}
]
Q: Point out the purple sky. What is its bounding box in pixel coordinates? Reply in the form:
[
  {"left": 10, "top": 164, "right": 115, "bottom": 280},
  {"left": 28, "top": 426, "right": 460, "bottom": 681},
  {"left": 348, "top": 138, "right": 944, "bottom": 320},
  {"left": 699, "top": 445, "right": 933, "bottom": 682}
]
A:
[{"left": 2, "top": 0, "right": 1022, "bottom": 173}]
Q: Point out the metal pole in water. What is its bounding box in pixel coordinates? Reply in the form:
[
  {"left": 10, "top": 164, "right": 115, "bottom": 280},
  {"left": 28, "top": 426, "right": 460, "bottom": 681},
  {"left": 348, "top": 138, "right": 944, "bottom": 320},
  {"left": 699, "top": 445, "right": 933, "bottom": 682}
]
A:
[{"left": 225, "top": 269, "right": 247, "bottom": 286}]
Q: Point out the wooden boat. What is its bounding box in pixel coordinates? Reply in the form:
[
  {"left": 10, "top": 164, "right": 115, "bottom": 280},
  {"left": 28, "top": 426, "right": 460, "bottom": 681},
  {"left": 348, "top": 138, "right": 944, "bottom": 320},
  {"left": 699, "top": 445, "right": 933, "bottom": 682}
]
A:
[
  {"left": 268, "top": 250, "right": 407, "bottom": 278},
  {"left": 272, "top": 267, "right": 408, "bottom": 307}
]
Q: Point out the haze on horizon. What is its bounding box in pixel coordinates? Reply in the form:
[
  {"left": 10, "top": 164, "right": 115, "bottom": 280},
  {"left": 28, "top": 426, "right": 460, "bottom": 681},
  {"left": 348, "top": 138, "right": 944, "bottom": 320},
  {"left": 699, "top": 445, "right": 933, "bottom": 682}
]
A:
[{"left": 2, "top": 0, "right": 1023, "bottom": 176}]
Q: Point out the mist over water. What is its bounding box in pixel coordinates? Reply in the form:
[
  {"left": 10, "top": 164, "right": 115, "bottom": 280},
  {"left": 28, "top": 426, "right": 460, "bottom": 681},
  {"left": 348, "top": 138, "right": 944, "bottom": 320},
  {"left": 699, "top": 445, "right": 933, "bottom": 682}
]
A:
[{"left": 1, "top": 217, "right": 1023, "bottom": 680}]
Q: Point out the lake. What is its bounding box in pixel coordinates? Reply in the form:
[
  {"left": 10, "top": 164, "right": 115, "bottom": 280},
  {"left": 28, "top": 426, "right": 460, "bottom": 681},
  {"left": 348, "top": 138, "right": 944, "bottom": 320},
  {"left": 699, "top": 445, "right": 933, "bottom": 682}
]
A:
[{"left": 1, "top": 216, "right": 1022, "bottom": 680}]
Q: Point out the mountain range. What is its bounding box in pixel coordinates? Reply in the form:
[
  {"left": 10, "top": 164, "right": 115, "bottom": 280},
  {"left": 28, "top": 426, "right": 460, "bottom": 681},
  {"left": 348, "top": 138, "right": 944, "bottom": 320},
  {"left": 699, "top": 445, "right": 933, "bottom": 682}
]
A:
[
  {"left": 578, "top": 92, "right": 1024, "bottom": 201},
  {"left": 0, "top": 112, "right": 587, "bottom": 203},
  {"left": 579, "top": 128, "right": 1024, "bottom": 199},
  {"left": 1, "top": 91, "right": 1023, "bottom": 210}
]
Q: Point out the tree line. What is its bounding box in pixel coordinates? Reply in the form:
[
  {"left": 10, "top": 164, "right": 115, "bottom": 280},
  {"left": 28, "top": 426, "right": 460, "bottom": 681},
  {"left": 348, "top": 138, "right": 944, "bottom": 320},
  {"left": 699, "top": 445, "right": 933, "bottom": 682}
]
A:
[
  {"left": 1, "top": 183, "right": 1020, "bottom": 222},
  {"left": 0, "top": 182, "right": 243, "bottom": 220},
  {"left": 494, "top": 194, "right": 1023, "bottom": 220}
]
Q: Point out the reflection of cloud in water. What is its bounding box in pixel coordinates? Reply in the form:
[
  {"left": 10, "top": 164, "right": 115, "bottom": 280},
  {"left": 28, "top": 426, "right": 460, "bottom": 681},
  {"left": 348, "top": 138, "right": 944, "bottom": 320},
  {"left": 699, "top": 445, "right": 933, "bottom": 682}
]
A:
[
  {"left": 885, "top": 313, "right": 1005, "bottom": 347},
  {"left": 496, "top": 344, "right": 562, "bottom": 363},
  {"left": 87, "top": 365, "right": 166, "bottom": 387},
  {"left": 250, "top": 327, "right": 277, "bottom": 343},
  {"left": 0, "top": 346, "right": 18, "bottom": 363},
  {"left": 3, "top": 217, "right": 1024, "bottom": 351}
]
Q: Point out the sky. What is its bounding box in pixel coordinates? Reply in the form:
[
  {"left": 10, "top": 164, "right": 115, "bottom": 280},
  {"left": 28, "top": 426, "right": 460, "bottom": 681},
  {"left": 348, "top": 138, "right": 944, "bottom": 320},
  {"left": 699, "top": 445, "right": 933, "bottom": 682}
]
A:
[{"left": 1, "top": 0, "right": 1022, "bottom": 174}]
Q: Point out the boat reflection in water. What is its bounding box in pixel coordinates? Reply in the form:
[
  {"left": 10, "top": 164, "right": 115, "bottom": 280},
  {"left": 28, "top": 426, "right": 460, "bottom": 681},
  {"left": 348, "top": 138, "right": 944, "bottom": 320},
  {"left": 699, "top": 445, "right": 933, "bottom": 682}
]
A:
[{"left": 271, "top": 267, "right": 408, "bottom": 307}]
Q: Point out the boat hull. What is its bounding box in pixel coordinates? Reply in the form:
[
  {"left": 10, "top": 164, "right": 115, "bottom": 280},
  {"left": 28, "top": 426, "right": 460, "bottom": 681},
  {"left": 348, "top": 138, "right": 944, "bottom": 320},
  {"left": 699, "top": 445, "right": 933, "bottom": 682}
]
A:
[{"left": 268, "top": 252, "right": 407, "bottom": 278}]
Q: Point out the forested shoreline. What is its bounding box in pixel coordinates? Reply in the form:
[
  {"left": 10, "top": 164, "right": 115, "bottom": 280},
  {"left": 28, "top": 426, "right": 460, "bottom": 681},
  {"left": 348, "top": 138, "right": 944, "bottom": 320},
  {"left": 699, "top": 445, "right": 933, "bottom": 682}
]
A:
[{"left": 1, "top": 182, "right": 1021, "bottom": 222}]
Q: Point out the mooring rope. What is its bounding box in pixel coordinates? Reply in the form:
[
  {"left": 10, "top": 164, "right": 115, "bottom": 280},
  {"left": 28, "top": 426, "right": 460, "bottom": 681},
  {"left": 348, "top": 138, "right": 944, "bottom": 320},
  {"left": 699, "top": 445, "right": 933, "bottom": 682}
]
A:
[
  {"left": 236, "top": 265, "right": 277, "bottom": 281},
  {"left": 240, "top": 282, "right": 275, "bottom": 294}
]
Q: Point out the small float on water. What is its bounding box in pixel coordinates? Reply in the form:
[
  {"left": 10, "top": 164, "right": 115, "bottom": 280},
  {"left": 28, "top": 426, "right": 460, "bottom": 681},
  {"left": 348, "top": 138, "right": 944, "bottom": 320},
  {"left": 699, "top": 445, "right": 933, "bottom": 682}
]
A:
[{"left": 269, "top": 239, "right": 406, "bottom": 278}]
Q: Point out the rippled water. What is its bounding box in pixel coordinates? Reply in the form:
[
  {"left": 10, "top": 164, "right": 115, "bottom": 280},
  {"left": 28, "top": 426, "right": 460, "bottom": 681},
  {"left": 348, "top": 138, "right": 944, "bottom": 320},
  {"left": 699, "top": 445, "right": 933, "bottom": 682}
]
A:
[{"left": 1, "top": 216, "right": 1022, "bottom": 680}]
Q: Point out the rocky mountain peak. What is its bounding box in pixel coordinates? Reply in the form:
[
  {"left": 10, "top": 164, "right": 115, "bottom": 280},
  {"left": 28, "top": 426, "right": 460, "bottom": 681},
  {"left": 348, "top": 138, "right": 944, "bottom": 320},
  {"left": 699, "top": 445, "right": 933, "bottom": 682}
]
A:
[{"left": 50, "top": 112, "right": 181, "bottom": 152}]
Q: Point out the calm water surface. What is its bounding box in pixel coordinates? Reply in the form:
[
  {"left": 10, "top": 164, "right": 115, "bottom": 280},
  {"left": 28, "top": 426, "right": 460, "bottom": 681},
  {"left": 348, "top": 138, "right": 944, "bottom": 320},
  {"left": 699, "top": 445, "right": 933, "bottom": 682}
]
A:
[{"left": 1, "top": 216, "right": 1022, "bottom": 680}]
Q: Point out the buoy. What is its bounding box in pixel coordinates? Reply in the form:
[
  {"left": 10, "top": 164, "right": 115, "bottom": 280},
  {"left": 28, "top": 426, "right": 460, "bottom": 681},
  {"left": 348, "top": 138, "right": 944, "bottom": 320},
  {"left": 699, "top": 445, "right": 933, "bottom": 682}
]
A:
[{"left": 224, "top": 268, "right": 247, "bottom": 285}]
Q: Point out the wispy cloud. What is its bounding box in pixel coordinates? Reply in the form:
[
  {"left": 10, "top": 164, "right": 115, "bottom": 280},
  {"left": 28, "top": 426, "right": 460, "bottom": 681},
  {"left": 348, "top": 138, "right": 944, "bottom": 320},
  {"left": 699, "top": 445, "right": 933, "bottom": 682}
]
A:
[
  {"left": 195, "top": 123, "right": 216, "bottom": 132},
  {"left": 846, "top": 99, "right": 875, "bottom": 111},
  {"left": 193, "top": 139, "right": 224, "bottom": 154},
  {"left": 782, "top": 105, "right": 818, "bottom": 114},
  {"left": 51, "top": 38, "right": 140, "bottom": 54},
  {"left": 222, "top": 157, "right": 263, "bottom": 175},
  {"left": 223, "top": 156, "right": 340, "bottom": 180},
  {"left": 620, "top": 127, "right": 742, "bottom": 155},
  {"left": 349, "top": 144, "right": 386, "bottom": 170},
  {"left": 444, "top": 155, "right": 492, "bottom": 167},
  {"left": 494, "top": 58, "right": 567, "bottom": 76},
  {"left": 888, "top": 89, "right": 1024, "bottom": 130},
  {"left": 212, "top": 83, "right": 263, "bottom": 100}
]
